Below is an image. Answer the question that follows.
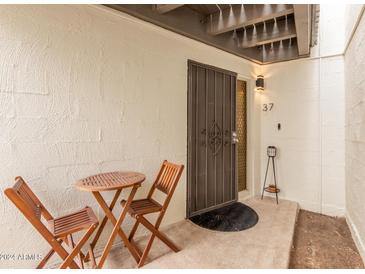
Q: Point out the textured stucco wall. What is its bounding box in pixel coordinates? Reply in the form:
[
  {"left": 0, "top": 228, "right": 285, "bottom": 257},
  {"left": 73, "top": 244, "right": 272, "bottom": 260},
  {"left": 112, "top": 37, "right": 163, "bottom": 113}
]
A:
[
  {"left": 0, "top": 5, "right": 258, "bottom": 268},
  {"left": 345, "top": 6, "right": 365, "bottom": 262}
]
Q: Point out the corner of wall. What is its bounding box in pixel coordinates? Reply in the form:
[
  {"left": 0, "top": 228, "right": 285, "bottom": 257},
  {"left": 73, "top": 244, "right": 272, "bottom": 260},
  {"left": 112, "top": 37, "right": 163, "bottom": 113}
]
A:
[{"left": 346, "top": 212, "right": 365, "bottom": 264}]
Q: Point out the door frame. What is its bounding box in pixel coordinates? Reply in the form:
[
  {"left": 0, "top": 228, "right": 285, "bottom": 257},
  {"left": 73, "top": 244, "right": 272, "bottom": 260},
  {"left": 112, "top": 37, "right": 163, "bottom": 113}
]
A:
[
  {"left": 237, "top": 73, "right": 257, "bottom": 200},
  {"left": 186, "top": 59, "right": 238, "bottom": 218}
]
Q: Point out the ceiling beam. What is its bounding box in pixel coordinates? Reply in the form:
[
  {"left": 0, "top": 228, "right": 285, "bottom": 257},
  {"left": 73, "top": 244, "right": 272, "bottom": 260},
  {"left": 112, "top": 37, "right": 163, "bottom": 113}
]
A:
[
  {"left": 293, "top": 4, "right": 311, "bottom": 56},
  {"left": 207, "top": 4, "right": 294, "bottom": 35},
  {"left": 154, "top": 4, "right": 184, "bottom": 14},
  {"left": 261, "top": 38, "right": 299, "bottom": 64},
  {"left": 237, "top": 17, "right": 296, "bottom": 49}
]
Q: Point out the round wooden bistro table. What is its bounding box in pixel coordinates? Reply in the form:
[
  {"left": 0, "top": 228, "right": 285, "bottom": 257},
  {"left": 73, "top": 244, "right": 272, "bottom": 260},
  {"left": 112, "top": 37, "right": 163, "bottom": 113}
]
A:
[{"left": 75, "top": 171, "right": 145, "bottom": 268}]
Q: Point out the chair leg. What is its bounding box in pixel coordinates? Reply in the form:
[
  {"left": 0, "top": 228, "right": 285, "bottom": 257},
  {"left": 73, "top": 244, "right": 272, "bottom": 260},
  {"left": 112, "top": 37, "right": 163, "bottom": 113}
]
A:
[
  {"left": 46, "top": 237, "right": 80, "bottom": 269},
  {"left": 129, "top": 220, "right": 140, "bottom": 241},
  {"left": 68, "top": 234, "right": 84, "bottom": 269},
  {"left": 66, "top": 237, "right": 87, "bottom": 263},
  {"left": 88, "top": 244, "right": 97, "bottom": 269},
  {"left": 128, "top": 220, "right": 143, "bottom": 257},
  {"left": 59, "top": 224, "right": 97, "bottom": 269},
  {"left": 138, "top": 234, "right": 156, "bottom": 268},
  {"left": 138, "top": 216, "right": 180, "bottom": 252},
  {"left": 136, "top": 216, "right": 180, "bottom": 268},
  {"left": 36, "top": 239, "right": 73, "bottom": 269},
  {"left": 36, "top": 248, "right": 56, "bottom": 269}
]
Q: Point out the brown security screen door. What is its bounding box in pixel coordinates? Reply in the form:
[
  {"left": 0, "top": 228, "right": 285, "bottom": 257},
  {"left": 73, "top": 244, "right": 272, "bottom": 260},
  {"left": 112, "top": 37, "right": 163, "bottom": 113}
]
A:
[{"left": 187, "top": 60, "right": 237, "bottom": 218}]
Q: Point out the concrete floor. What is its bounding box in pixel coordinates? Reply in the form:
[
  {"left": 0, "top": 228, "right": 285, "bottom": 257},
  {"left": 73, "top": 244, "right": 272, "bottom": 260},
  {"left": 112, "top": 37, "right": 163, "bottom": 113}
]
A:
[
  {"left": 290, "top": 210, "right": 364, "bottom": 269},
  {"left": 96, "top": 197, "right": 298, "bottom": 269}
]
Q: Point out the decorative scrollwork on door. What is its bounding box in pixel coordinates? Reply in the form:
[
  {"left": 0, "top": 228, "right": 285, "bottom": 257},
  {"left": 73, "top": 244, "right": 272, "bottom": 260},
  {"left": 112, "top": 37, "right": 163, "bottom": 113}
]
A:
[{"left": 208, "top": 121, "right": 222, "bottom": 155}]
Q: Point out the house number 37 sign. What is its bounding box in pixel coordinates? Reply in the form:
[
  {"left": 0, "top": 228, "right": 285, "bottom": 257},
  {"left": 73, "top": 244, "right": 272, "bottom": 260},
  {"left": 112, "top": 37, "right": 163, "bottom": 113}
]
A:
[{"left": 263, "top": 103, "right": 274, "bottom": 112}]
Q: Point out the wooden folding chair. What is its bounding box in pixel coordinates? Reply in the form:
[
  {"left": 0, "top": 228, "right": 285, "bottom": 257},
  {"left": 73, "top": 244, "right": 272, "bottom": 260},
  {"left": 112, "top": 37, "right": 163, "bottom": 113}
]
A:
[
  {"left": 4, "top": 176, "right": 99, "bottom": 269},
  {"left": 121, "top": 160, "right": 184, "bottom": 267}
]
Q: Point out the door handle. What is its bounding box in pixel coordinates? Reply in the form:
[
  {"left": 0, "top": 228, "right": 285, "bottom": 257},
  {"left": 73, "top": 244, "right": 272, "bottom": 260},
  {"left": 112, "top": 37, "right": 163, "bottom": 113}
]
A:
[{"left": 232, "top": 131, "right": 239, "bottom": 144}]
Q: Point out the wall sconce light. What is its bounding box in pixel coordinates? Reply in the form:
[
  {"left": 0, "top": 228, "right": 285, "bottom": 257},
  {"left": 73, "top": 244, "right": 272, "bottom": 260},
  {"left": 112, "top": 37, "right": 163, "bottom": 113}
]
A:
[{"left": 256, "top": 75, "right": 264, "bottom": 91}]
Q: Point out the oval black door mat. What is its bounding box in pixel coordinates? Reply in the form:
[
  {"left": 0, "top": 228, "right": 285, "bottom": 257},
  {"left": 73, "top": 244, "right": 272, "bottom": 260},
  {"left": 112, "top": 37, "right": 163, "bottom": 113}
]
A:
[{"left": 190, "top": 202, "right": 259, "bottom": 232}]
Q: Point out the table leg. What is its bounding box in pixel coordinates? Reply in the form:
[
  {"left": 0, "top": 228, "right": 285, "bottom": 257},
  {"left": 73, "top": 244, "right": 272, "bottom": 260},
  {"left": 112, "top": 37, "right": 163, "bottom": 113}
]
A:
[
  {"left": 85, "top": 189, "right": 122, "bottom": 261},
  {"left": 94, "top": 186, "right": 140, "bottom": 268},
  {"left": 92, "top": 191, "right": 131, "bottom": 244}
]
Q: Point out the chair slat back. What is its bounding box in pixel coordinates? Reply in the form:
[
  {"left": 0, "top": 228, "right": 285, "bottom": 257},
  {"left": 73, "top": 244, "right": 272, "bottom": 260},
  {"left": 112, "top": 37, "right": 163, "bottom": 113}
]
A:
[
  {"left": 5, "top": 177, "right": 53, "bottom": 221},
  {"left": 148, "top": 160, "right": 184, "bottom": 205},
  {"left": 12, "top": 177, "right": 42, "bottom": 219}
]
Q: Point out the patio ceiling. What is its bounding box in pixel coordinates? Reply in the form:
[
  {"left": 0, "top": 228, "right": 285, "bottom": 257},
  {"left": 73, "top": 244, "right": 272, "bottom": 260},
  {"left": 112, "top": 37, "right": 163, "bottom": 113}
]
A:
[{"left": 105, "top": 4, "right": 320, "bottom": 64}]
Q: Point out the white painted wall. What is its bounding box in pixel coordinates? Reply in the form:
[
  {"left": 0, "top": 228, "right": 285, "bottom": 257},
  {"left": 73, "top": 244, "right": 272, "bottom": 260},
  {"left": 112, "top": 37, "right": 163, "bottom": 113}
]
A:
[
  {"left": 259, "top": 5, "right": 346, "bottom": 216},
  {"left": 344, "top": 4, "right": 365, "bottom": 262},
  {"left": 320, "top": 56, "right": 346, "bottom": 215},
  {"left": 319, "top": 4, "right": 346, "bottom": 56},
  {"left": 260, "top": 56, "right": 345, "bottom": 215},
  {"left": 0, "top": 5, "right": 260, "bottom": 267},
  {"left": 260, "top": 59, "right": 321, "bottom": 211}
]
